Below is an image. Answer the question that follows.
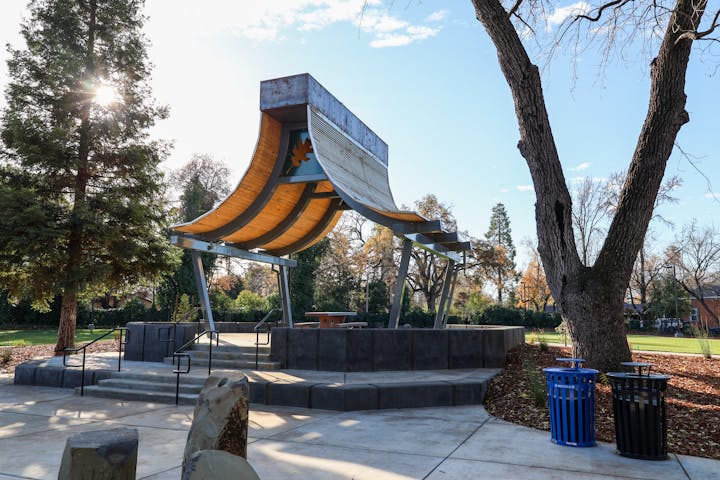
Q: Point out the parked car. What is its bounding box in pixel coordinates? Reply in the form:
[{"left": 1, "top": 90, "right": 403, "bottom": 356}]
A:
[{"left": 654, "top": 318, "right": 685, "bottom": 334}]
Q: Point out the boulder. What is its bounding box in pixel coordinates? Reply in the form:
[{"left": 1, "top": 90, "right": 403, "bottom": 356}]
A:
[
  {"left": 182, "top": 375, "right": 250, "bottom": 474},
  {"left": 58, "top": 428, "right": 138, "bottom": 480},
  {"left": 182, "top": 450, "right": 260, "bottom": 480}
]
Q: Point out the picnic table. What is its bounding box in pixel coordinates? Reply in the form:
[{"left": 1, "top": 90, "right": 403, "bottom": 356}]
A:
[{"left": 303, "top": 311, "right": 366, "bottom": 329}]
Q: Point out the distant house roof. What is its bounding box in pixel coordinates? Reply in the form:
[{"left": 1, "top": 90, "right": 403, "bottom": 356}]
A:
[{"left": 692, "top": 284, "right": 720, "bottom": 298}]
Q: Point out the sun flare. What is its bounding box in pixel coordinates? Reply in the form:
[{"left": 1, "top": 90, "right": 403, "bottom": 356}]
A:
[{"left": 93, "top": 84, "right": 120, "bottom": 107}]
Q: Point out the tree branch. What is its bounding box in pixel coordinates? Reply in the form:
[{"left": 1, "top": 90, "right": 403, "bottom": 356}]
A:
[
  {"left": 595, "top": 0, "right": 707, "bottom": 280},
  {"left": 577, "top": 0, "right": 633, "bottom": 23},
  {"left": 507, "top": 0, "right": 524, "bottom": 18}
]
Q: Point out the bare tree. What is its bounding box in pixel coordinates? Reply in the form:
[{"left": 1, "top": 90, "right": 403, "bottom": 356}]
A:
[
  {"left": 571, "top": 177, "right": 610, "bottom": 266},
  {"left": 471, "top": 0, "right": 715, "bottom": 370},
  {"left": 627, "top": 243, "right": 665, "bottom": 322},
  {"left": 405, "top": 194, "right": 457, "bottom": 312},
  {"left": 671, "top": 221, "right": 720, "bottom": 327}
]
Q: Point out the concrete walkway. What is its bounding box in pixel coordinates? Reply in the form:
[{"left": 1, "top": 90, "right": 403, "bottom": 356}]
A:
[{"left": 1, "top": 376, "right": 718, "bottom": 479}]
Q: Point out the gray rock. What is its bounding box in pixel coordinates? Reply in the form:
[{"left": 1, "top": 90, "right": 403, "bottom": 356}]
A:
[
  {"left": 182, "top": 450, "right": 260, "bottom": 480},
  {"left": 58, "top": 428, "right": 138, "bottom": 480},
  {"left": 182, "top": 375, "right": 250, "bottom": 474}
]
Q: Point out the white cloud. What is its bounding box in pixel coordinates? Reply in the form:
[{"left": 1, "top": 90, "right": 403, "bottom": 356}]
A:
[
  {"left": 516, "top": 185, "right": 533, "bottom": 192},
  {"left": 369, "top": 24, "right": 440, "bottom": 48},
  {"left": 545, "top": 2, "right": 590, "bottom": 30},
  {"left": 569, "top": 161, "right": 591, "bottom": 171},
  {"left": 705, "top": 193, "right": 720, "bottom": 199},
  {"left": 500, "top": 188, "right": 509, "bottom": 193},
  {"left": 425, "top": 10, "right": 448, "bottom": 22},
  {"left": 143, "top": 1, "right": 439, "bottom": 48}
]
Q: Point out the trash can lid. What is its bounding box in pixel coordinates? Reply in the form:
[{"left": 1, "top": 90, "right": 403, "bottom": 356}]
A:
[
  {"left": 606, "top": 371, "right": 671, "bottom": 380},
  {"left": 544, "top": 366, "right": 599, "bottom": 375},
  {"left": 620, "top": 361, "right": 655, "bottom": 376},
  {"left": 556, "top": 358, "right": 585, "bottom": 369}
]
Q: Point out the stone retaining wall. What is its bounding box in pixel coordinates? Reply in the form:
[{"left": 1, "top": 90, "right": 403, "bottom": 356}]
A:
[
  {"left": 270, "top": 325, "right": 524, "bottom": 372},
  {"left": 123, "top": 322, "right": 259, "bottom": 362}
]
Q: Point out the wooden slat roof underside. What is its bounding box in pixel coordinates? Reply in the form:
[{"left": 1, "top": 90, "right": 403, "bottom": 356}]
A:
[{"left": 171, "top": 92, "right": 468, "bottom": 259}]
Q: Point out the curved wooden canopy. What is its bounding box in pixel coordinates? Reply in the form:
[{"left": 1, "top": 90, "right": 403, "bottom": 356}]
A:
[{"left": 171, "top": 74, "right": 470, "bottom": 260}]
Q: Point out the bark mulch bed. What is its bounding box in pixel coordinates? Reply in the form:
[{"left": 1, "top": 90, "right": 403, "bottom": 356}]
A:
[
  {"left": 485, "top": 343, "right": 720, "bottom": 460},
  {"left": 0, "top": 341, "right": 118, "bottom": 375}
]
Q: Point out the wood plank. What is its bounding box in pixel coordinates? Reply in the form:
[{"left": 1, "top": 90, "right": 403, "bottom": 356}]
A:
[{"left": 173, "top": 113, "right": 282, "bottom": 233}]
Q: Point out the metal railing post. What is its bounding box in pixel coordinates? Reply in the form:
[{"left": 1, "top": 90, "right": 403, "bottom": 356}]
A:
[
  {"left": 81, "top": 348, "right": 86, "bottom": 396},
  {"left": 208, "top": 333, "right": 213, "bottom": 376},
  {"left": 64, "top": 326, "right": 127, "bottom": 397}
]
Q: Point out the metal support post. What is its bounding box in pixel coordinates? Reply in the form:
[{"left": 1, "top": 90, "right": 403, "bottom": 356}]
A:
[
  {"left": 191, "top": 251, "right": 215, "bottom": 333},
  {"left": 278, "top": 264, "right": 294, "bottom": 327},
  {"left": 388, "top": 238, "right": 413, "bottom": 329},
  {"left": 434, "top": 260, "right": 455, "bottom": 329},
  {"left": 441, "top": 266, "right": 459, "bottom": 328}
]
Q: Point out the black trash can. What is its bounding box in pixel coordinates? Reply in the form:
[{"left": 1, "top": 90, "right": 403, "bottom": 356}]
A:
[{"left": 607, "top": 362, "right": 670, "bottom": 460}]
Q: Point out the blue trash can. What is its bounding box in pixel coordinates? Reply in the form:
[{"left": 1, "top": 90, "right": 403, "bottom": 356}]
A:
[{"left": 544, "top": 358, "right": 598, "bottom": 447}]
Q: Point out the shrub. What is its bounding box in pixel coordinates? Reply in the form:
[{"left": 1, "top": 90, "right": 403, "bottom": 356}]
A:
[
  {"left": 692, "top": 324, "right": 713, "bottom": 359},
  {"left": 468, "top": 305, "right": 561, "bottom": 329},
  {"left": 1, "top": 348, "right": 11, "bottom": 364},
  {"left": 523, "top": 356, "right": 546, "bottom": 407},
  {"left": 536, "top": 329, "right": 549, "bottom": 352}
]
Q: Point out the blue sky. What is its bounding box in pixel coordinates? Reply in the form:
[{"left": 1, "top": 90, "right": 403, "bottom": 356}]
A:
[{"left": 0, "top": 0, "right": 717, "bottom": 267}]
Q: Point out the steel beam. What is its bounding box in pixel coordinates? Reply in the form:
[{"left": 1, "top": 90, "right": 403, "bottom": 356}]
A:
[
  {"left": 388, "top": 238, "right": 413, "bottom": 329},
  {"left": 191, "top": 251, "right": 215, "bottom": 332},
  {"left": 408, "top": 236, "right": 462, "bottom": 263},
  {"left": 170, "top": 235, "right": 297, "bottom": 267},
  {"left": 277, "top": 265, "right": 294, "bottom": 327},
  {"left": 391, "top": 220, "right": 444, "bottom": 234},
  {"left": 277, "top": 173, "right": 328, "bottom": 184},
  {"left": 434, "top": 260, "right": 455, "bottom": 329},
  {"left": 441, "top": 267, "right": 459, "bottom": 328}
]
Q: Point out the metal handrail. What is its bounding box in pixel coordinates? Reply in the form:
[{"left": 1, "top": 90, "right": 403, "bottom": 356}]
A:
[
  {"left": 62, "top": 326, "right": 129, "bottom": 396},
  {"left": 171, "top": 329, "right": 218, "bottom": 405},
  {"left": 158, "top": 324, "right": 176, "bottom": 355},
  {"left": 172, "top": 353, "right": 191, "bottom": 405},
  {"left": 254, "top": 309, "right": 279, "bottom": 369}
]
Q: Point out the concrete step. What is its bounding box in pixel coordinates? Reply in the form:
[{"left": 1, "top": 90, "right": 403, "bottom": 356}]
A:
[
  {"left": 191, "top": 344, "right": 270, "bottom": 354},
  {"left": 79, "top": 385, "right": 198, "bottom": 405},
  {"left": 98, "top": 378, "right": 204, "bottom": 394},
  {"left": 109, "top": 371, "right": 206, "bottom": 385},
  {"left": 162, "top": 357, "right": 281, "bottom": 371},
  {"left": 185, "top": 350, "right": 269, "bottom": 361}
]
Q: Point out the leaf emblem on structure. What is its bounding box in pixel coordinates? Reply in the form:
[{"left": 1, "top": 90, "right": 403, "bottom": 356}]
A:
[{"left": 291, "top": 138, "right": 313, "bottom": 167}]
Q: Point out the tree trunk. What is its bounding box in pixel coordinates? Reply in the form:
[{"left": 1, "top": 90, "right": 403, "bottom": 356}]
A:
[
  {"left": 472, "top": 0, "right": 705, "bottom": 370},
  {"left": 55, "top": 291, "right": 78, "bottom": 355},
  {"left": 55, "top": 0, "right": 96, "bottom": 354},
  {"left": 560, "top": 272, "right": 632, "bottom": 372},
  {"left": 496, "top": 269, "right": 503, "bottom": 304}
]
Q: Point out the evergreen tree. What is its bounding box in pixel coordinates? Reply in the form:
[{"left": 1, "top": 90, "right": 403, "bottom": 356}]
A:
[
  {"left": 0, "top": 0, "right": 173, "bottom": 353},
  {"left": 290, "top": 239, "right": 330, "bottom": 316},
  {"left": 484, "top": 203, "right": 516, "bottom": 303},
  {"left": 157, "top": 156, "right": 230, "bottom": 313}
]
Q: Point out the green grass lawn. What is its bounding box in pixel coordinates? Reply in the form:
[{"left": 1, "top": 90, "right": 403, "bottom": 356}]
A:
[
  {"left": 527, "top": 331, "right": 720, "bottom": 355},
  {"left": 0, "top": 328, "right": 112, "bottom": 347}
]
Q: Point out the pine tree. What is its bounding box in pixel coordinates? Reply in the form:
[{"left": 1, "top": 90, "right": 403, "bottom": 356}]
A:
[
  {"left": 0, "top": 0, "right": 174, "bottom": 353},
  {"left": 485, "top": 203, "right": 516, "bottom": 303}
]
